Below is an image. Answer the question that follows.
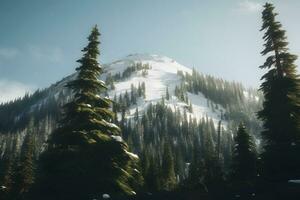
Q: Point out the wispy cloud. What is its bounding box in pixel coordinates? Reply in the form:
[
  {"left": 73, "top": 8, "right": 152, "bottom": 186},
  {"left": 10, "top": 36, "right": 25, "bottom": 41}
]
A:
[
  {"left": 236, "top": 0, "right": 262, "bottom": 14},
  {"left": 0, "top": 48, "right": 19, "bottom": 59},
  {"left": 28, "top": 45, "right": 63, "bottom": 63},
  {"left": 0, "top": 80, "right": 35, "bottom": 104},
  {"left": 0, "top": 45, "right": 63, "bottom": 63}
]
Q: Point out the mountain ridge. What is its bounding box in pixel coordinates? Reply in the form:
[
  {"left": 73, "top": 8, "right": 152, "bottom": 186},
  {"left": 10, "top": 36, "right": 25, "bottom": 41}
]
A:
[
  {"left": 0, "top": 53, "right": 262, "bottom": 161},
  {"left": 104, "top": 53, "right": 225, "bottom": 128}
]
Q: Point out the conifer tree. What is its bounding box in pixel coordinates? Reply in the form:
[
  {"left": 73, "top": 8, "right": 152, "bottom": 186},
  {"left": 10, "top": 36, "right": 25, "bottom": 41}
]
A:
[
  {"left": 202, "top": 128, "right": 223, "bottom": 185},
  {"left": 161, "top": 142, "right": 176, "bottom": 191},
  {"left": 0, "top": 155, "right": 14, "bottom": 200},
  {"left": 258, "top": 3, "right": 300, "bottom": 181},
  {"left": 14, "top": 132, "right": 36, "bottom": 199},
  {"left": 217, "top": 120, "right": 221, "bottom": 162},
  {"left": 0, "top": 135, "right": 20, "bottom": 200},
  {"left": 166, "top": 87, "right": 170, "bottom": 100},
  {"left": 37, "top": 26, "right": 140, "bottom": 200},
  {"left": 146, "top": 156, "right": 161, "bottom": 192},
  {"left": 231, "top": 123, "right": 256, "bottom": 181},
  {"left": 188, "top": 144, "right": 207, "bottom": 190}
]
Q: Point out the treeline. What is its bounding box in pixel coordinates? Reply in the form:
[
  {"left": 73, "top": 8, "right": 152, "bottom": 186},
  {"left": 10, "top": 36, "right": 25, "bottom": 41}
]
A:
[
  {"left": 176, "top": 69, "right": 262, "bottom": 136},
  {"left": 2, "top": 2, "right": 298, "bottom": 198},
  {"left": 112, "top": 82, "right": 146, "bottom": 113},
  {"left": 105, "top": 62, "right": 150, "bottom": 89},
  {"left": 0, "top": 58, "right": 261, "bottom": 199},
  {"left": 0, "top": 121, "right": 36, "bottom": 200},
  {"left": 0, "top": 48, "right": 262, "bottom": 200},
  {"left": 117, "top": 100, "right": 232, "bottom": 191},
  {"left": 0, "top": 78, "right": 72, "bottom": 133}
]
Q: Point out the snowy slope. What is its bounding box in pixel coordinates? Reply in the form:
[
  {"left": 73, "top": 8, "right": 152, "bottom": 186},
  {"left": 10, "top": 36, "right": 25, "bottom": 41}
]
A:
[
  {"left": 104, "top": 53, "right": 191, "bottom": 100},
  {"left": 19, "top": 53, "right": 226, "bottom": 130},
  {"left": 103, "top": 54, "right": 225, "bottom": 129}
]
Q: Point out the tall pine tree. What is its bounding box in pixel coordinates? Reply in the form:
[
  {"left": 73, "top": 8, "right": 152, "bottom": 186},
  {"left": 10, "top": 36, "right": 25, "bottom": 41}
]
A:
[
  {"left": 14, "top": 132, "right": 36, "bottom": 199},
  {"left": 231, "top": 123, "right": 256, "bottom": 182},
  {"left": 161, "top": 141, "right": 176, "bottom": 191},
  {"left": 0, "top": 154, "right": 14, "bottom": 200},
  {"left": 37, "top": 26, "right": 140, "bottom": 200},
  {"left": 188, "top": 144, "right": 207, "bottom": 191},
  {"left": 258, "top": 3, "right": 300, "bottom": 181}
]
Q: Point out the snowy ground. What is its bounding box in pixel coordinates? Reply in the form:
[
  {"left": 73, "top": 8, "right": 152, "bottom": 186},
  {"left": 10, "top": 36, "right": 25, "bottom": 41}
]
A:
[{"left": 105, "top": 54, "right": 225, "bottom": 129}]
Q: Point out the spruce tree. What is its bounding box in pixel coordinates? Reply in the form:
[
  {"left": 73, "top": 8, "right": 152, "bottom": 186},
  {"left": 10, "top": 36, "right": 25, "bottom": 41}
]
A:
[
  {"left": 51, "top": 26, "right": 120, "bottom": 145},
  {"left": 258, "top": 3, "right": 300, "bottom": 181},
  {"left": 37, "top": 26, "right": 139, "bottom": 200},
  {"left": 188, "top": 144, "right": 207, "bottom": 191},
  {"left": 201, "top": 127, "right": 223, "bottom": 185},
  {"left": 146, "top": 156, "right": 161, "bottom": 192},
  {"left": 166, "top": 87, "right": 170, "bottom": 100},
  {"left": 0, "top": 155, "right": 14, "bottom": 200},
  {"left": 0, "top": 135, "right": 19, "bottom": 200},
  {"left": 161, "top": 142, "right": 176, "bottom": 191},
  {"left": 231, "top": 123, "right": 256, "bottom": 181},
  {"left": 14, "top": 132, "right": 36, "bottom": 199}
]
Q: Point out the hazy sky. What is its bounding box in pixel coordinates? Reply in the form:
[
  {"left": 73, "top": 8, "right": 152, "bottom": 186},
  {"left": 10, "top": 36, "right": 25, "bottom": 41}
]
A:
[{"left": 1, "top": 0, "right": 300, "bottom": 103}]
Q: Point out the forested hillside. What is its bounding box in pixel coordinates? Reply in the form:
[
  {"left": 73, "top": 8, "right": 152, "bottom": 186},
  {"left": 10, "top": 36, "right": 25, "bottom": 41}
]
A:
[
  {"left": 1, "top": 2, "right": 300, "bottom": 199},
  {"left": 0, "top": 52, "right": 262, "bottom": 194}
]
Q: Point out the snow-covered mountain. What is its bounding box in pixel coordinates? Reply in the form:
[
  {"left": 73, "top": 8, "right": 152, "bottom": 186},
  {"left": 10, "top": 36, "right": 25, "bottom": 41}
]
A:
[
  {"left": 103, "top": 53, "right": 225, "bottom": 129},
  {"left": 0, "top": 53, "right": 262, "bottom": 159}
]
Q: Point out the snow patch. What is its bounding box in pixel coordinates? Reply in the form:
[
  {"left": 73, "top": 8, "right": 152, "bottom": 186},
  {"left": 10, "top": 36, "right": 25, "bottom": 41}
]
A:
[
  {"left": 125, "top": 150, "right": 139, "bottom": 159},
  {"left": 102, "top": 193, "right": 110, "bottom": 199},
  {"left": 111, "top": 135, "right": 123, "bottom": 142},
  {"left": 106, "top": 54, "right": 225, "bottom": 128},
  {"left": 289, "top": 180, "right": 300, "bottom": 184}
]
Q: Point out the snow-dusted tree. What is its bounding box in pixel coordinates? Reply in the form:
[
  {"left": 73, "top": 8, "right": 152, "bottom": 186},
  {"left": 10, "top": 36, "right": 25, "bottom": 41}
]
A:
[{"left": 37, "top": 26, "right": 140, "bottom": 200}]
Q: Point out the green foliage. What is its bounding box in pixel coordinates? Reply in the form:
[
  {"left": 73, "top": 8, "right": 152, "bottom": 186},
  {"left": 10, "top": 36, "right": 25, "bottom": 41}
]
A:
[
  {"left": 50, "top": 26, "right": 119, "bottom": 146},
  {"left": 14, "top": 132, "right": 36, "bottom": 199},
  {"left": 178, "top": 69, "right": 262, "bottom": 137},
  {"left": 142, "top": 152, "right": 161, "bottom": 192},
  {"left": 112, "top": 82, "right": 146, "bottom": 114},
  {"left": 201, "top": 127, "right": 224, "bottom": 185},
  {"left": 161, "top": 142, "right": 176, "bottom": 191},
  {"left": 258, "top": 3, "right": 300, "bottom": 181},
  {"left": 37, "top": 135, "right": 137, "bottom": 199},
  {"left": 0, "top": 88, "right": 63, "bottom": 133},
  {"left": 165, "top": 87, "right": 170, "bottom": 100},
  {"left": 231, "top": 123, "right": 257, "bottom": 182},
  {"left": 108, "top": 62, "right": 150, "bottom": 82},
  {"left": 0, "top": 155, "right": 14, "bottom": 200},
  {"left": 36, "top": 26, "right": 140, "bottom": 199},
  {"left": 188, "top": 144, "right": 207, "bottom": 190}
]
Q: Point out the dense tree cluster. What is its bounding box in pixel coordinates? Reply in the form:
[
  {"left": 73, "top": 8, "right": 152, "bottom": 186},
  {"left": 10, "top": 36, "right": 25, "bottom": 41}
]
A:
[
  {"left": 112, "top": 82, "right": 146, "bottom": 114},
  {"left": 0, "top": 121, "right": 36, "bottom": 200},
  {"left": 0, "top": 75, "right": 74, "bottom": 134},
  {"left": 0, "top": 40, "right": 261, "bottom": 199},
  {"left": 0, "top": 2, "right": 300, "bottom": 199},
  {"left": 116, "top": 100, "right": 233, "bottom": 191},
  {"left": 106, "top": 62, "right": 151, "bottom": 86},
  {"left": 177, "top": 69, "right": 262, "bottom": 136}
]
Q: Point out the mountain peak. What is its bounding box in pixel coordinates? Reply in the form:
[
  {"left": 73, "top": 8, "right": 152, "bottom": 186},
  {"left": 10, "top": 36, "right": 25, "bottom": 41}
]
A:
[
  {"left": 125, "top": 53, "right": 174, "bottom": 62},
  {"left": 106, "top": 53, "right": 192, "bottom": 77},
  {"left": 102, "top": 53, "right": 227, "bottom": 129}
]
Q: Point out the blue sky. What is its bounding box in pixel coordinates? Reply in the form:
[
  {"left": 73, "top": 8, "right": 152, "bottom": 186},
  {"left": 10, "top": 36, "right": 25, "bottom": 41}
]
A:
[{"left": 1, "top": 0, "right": 300, "bottom": 102}]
